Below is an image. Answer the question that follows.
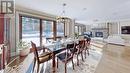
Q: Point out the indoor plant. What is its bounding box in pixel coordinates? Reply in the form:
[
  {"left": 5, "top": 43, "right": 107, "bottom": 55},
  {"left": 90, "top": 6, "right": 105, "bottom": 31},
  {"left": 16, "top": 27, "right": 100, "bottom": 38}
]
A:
[
  {"left": 17, "top": 40, "right": 30, "bottom": 56},
  {"left": 74, "top": 32, "right": 79, "bottom": 39}
]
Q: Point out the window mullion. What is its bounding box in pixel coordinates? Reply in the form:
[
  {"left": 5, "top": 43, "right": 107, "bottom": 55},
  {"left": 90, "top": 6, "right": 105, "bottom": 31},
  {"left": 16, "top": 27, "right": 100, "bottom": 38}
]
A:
[{"left": 40, "top": 19, "right": 42, "bottom": 46}]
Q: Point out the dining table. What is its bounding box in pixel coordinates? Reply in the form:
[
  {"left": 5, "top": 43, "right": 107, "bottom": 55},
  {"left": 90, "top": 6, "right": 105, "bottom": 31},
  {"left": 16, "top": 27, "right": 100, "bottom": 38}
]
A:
[{"left": 43, "top": 38, "right": 79, "bottom": 73}]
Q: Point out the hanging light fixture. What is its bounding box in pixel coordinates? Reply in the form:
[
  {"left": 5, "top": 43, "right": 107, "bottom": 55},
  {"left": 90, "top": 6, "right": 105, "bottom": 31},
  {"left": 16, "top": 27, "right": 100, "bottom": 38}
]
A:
[{"left": 57, "top": 3, "right": 70, "bottom": 23}]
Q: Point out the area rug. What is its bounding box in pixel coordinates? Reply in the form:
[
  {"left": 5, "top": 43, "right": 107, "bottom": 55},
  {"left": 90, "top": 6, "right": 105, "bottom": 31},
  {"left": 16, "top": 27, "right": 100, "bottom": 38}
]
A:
[{"left": 40, "top": 45, "right": 103, "bottom": 73}]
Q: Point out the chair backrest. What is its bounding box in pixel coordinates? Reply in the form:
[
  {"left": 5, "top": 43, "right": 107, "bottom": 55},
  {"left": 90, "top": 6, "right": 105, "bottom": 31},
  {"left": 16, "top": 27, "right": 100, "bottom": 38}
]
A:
[
  {"left": 67, "top": 43, "right": 74, "bottom": 49},
  {"left": 79, "top": 40, "right": 85, "bottom": 49},
  {"left": 85, "top": 38, "right": 91, "bottom": 45},
  {"left": 31, "top": 42, "right": 39, "bottom": 62},
  {"left": 66, "top": 43, "right": 77, "bottom": 56}
]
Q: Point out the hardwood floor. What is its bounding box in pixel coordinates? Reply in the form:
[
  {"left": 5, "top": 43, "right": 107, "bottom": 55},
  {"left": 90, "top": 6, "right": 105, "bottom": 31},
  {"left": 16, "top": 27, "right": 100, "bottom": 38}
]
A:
[{"left": 95, "top": 44, "right": 130, "bottom": 73}]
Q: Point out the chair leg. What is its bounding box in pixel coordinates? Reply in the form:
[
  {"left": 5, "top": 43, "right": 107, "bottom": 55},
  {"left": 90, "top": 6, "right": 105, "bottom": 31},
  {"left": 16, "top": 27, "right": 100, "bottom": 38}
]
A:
[
  {"left": 81, "top": 52, "right": 84, "bottom": 62},
  {"left": 87, "top": 49, "right": 89, "bottom": 55},
  {"left": 65, "top": 63, "right": 67, "bottom": 73},
  {"left": 37, "top": 63, "right": 39, "bottom": 73},
  {"left": 84, "top": 49, "right": 87, "bottom": 59},
  {"left": 57, "top": 58, "right": 58, "bottom": 68},
  {"left": 32, "top": 58, "right": 36, "bottom": 73},
  {"left": 77, "top": 55, "right": 79, "bottom": 66},
  {"left": 72, "top": 59, "right": 74, "bottom": 70}
]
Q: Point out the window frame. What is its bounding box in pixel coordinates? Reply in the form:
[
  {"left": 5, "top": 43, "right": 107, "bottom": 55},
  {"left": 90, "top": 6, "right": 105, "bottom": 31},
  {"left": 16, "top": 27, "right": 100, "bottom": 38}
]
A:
[
  {"left": 75, "top": 25, "right": 83, "bottom": 35},
  {"left": 56, "top": 22, "right": 65, "bottom": 37},
  {"left": 19, "top": 15, "right": 41, "bottom": 46},
  {"left": 19, "top": 14, "right": 65, "bottom": 46}
]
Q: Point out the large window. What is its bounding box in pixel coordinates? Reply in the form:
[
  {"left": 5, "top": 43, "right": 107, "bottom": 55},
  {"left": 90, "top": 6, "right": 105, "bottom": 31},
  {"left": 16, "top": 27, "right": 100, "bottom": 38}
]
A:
[
  {"left": 78, "top": 26, "right": 82, "bottom": 35},
  {"left": 75, "top": 26, "right": 78, "bottom": 34},
  {"left": 21, "top": 16, "right": 40, "bottom": 46},
  {"left": 42, "top": 20, "right": 53, "bottom": 38},
  {"left": 75, "top": 25, "right": 82, "bottom": 35},
  {"left": 42, "top": 20, "right": 54, "bottom": 44},
  {"left": 57, "top": 22, "right": 64, "bottom": 37},
  {"left": 20, "top": 15, "right": 65, "bottom": 46}
]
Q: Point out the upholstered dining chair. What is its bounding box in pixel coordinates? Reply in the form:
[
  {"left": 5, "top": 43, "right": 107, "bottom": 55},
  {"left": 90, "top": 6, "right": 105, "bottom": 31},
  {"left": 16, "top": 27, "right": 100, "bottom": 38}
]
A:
[
  {"left": 31, "top": 42, "right": 52, "bottom": 73},
  {"left": 57, "top": 43, "right": 76, "bottom": 73}
]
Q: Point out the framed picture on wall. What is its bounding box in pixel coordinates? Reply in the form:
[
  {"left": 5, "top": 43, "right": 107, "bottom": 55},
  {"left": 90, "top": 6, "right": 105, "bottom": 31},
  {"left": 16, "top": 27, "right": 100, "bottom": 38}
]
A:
[{"left": 121, "top": 26, "right": 130, "bottom": 34}]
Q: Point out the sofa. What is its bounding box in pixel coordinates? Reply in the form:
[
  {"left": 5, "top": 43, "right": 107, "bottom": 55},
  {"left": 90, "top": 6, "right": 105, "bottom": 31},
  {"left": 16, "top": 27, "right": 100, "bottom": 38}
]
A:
[{"left": 104, "top": 35, "right": 125, "bottom": 45}]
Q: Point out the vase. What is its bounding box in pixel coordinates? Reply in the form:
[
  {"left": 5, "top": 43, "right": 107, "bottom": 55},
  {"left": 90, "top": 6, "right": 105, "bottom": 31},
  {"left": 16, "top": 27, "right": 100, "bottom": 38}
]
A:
[{"left": 19, "top": 48, "right": 30, "bottom": 56}]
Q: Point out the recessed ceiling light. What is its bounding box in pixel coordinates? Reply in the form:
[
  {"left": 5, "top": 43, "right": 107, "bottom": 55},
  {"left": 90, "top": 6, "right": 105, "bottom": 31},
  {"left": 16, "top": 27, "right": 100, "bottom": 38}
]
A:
[
  {"left": 83, "top": 8, "right": 87, "bottom": 11},
  {"left": 63, "top": 3, "right": 66, "bottom": 6}
]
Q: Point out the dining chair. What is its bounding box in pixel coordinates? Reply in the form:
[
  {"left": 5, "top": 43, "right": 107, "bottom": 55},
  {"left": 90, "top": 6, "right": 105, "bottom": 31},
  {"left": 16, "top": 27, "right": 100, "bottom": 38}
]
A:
[
  {"left": 57, "top": 43, "right": 76, "bottom": 73},
  {"left": 76, "top": 40, "right": 86, "bottom": 65},
  {"left": 86, "top": 37, "right": 91, "bottom": 45},
  {"left": 84, "top": 38, "right": 91, "bottom": 59},
  {"left": 31, "top": 42, "right": 52, "bottom": 73}
]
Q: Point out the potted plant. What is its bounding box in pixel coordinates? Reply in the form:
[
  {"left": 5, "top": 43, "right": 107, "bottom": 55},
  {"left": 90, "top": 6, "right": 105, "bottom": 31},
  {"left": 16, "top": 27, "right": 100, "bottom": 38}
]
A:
[
  {"left": 74, "top": 32, "right": 79, "bottom": 39},
  {"left": 17, "top": 40, "right": 30, "bottom": 56}
]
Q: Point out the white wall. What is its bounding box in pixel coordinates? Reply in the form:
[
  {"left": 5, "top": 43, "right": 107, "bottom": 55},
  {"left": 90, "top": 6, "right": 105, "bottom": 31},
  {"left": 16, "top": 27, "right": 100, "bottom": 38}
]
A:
[
  {"left": 86, "top": 25, "right": 91, "bottom": 31},
  {"left": 68, "top": 19, "right": 75, "bottom": 38},
  {"left": 109, "top": 22, "right": 119, "bottom": 35}
]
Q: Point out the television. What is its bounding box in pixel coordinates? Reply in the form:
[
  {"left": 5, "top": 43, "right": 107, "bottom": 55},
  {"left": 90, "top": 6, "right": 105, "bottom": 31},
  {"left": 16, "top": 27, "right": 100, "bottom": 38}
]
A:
[{"left": 121, "top": 26, "right": 130, "bottom": 34}]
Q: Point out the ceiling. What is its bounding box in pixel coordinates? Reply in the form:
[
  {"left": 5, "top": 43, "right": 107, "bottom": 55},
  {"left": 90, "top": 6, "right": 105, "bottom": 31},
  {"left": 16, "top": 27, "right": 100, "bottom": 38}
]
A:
[{"left": 15, "top": 0, "right": 130, "bottom": 24}]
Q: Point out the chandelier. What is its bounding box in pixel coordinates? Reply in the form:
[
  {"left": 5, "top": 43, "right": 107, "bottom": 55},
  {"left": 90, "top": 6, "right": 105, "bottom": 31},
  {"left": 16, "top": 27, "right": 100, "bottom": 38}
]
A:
[{"left": 57, "top": 3, "right": 70, "bottom": 23}]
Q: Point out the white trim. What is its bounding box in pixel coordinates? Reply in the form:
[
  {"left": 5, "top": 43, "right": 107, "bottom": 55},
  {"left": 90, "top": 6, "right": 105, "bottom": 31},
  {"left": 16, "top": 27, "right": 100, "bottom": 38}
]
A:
[{"left": 15, "top": 5, "right": 56, "bottom": 21}]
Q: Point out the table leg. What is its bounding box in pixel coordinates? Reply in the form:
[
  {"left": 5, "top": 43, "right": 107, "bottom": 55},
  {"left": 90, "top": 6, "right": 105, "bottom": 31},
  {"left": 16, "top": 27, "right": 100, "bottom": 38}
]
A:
[{"left": 52, "top": 53, "right": 56, "bottom": 73}]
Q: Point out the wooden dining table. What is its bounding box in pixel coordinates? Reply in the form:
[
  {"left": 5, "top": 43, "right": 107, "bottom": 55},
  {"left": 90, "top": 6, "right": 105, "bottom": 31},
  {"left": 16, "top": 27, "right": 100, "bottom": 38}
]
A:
[{"left": 43, "top": 38, "right": 79, "bottom": 73}]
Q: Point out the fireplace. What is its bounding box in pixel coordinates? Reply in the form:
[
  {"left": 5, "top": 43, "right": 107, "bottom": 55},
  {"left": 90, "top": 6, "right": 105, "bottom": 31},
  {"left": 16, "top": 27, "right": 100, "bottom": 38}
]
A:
[{"left": 95, "top": 32, "right": 103, "bottom": 37}]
